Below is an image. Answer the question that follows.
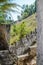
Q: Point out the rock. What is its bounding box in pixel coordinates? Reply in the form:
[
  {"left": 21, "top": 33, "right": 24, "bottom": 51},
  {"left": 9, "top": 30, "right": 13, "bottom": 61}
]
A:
[
  {"left": 18, "top": 45, "right": 36, "bottom": 65},
  {"left": 0, "top": 50, "right": 18, "bottom": 65},
  {"left": 10, "top": 29, "right": 37, "bottom": 56},
  {"left": 31, "top": 57, "right": 36, "bottom": 65}
]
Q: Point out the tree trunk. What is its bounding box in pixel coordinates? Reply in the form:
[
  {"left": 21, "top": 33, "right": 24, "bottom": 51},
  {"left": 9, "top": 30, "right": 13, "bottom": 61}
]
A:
[
  {"left": 37, "top": 0, "right": 43, "bottom": 65},
  {"left": 0, "top": 24, "right": 9, "bottom": 50}
]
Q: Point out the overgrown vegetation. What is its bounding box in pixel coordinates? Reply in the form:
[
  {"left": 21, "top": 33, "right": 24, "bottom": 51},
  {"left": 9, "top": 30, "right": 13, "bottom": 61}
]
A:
[
  {"left": 0, "top": 0, "right": 37, "bottom": 45},
  {"left": 0, "top": 0, "right": 20, "bottom": 24},
  {"left": 10, "top": 13, "right": 37, "bottom": 44},
  {"left": 17, "top": 1, "right": 36, "bottom": 21}
]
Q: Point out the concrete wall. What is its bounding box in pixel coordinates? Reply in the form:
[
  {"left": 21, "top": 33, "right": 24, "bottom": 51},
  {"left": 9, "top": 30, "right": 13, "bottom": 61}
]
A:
[{"left": 37, "top": 0, "right": 43, "bottom": 65}]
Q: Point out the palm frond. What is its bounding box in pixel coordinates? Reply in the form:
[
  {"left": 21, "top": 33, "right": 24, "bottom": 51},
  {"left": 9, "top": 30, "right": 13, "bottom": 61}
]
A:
[
  {"left": 0, "top": 0, "right": 21, "bottom": 23},
  {"left": 1, "top": 3, "right": 21, "bottom": 11},
  {"left": 1, "top": 3, "right": 17, "bottom": 10},
  {"left": 0, "top": 0, "right": 8, "bottom": 2}
]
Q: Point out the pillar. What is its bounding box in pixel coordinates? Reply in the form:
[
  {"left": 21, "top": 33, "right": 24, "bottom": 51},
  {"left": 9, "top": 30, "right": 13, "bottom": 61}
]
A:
[{"left": 37, "top": 0, "right": 43, "bottom": 65}]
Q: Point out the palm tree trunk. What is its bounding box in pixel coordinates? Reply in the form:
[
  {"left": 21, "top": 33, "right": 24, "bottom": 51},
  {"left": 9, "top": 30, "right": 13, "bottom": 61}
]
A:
[
  {"left": 0, "top": 24, "right": 11, "bottom": 50},
  {"left": 37, "top": 0, "right": 43, "bottom": 65}
]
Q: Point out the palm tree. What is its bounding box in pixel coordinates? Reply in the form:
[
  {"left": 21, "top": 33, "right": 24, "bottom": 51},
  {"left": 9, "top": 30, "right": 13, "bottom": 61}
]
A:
[{"left": 0, "top": 0, "right": 21, "bottom": 24}]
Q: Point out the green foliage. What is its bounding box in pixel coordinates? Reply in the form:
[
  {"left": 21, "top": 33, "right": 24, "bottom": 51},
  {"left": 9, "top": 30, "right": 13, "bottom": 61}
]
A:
[
  {"left": 17, "top": 1, "right": 36, "bottom": 20},
  {"left": 19, "top": 21, "right": 27, "bottom": 38},
  {"left": 10, "top": 13, "right": 37, "bottom": 44},
  {"left": 0, "top": 0, "right": 8, "bottom": 2},
  {"left": 0, "top": 0, "right": 21, "bottom": 24}
]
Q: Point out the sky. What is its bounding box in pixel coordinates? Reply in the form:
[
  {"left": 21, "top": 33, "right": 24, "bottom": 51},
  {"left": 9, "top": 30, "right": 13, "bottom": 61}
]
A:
[{"left": 11, "top": 0, "right": 35, "bottom": 21}]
